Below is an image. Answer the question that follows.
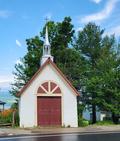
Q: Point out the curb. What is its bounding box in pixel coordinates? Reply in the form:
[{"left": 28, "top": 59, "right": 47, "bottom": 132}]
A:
[{"left": 0, "top": 130, "right": 120, "bottom": 138}]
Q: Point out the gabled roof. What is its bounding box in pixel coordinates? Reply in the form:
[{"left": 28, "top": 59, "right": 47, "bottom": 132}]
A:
[{"left": 17, "top": 58, "right": 80, "bottom": 97}]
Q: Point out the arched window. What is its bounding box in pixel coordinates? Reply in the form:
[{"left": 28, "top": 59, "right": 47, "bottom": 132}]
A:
[{"left": 37, "top": 81, "right": 61, "bottom": 95}]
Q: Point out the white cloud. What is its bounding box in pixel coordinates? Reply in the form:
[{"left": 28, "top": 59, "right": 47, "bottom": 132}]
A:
[
  {"left": 105, "top": 25, "right": 120, "bottom": 37},
  {"left": 0, "top": 75, "right": 14, "bottom": 90},
  {"left": 76, "top": 27, "right": 83, "bottom": 32},
  {"left": 0, "top": 75, "right": 13, "bottom": 83},
  {"left": 0, "top": 10, "right": 11, "bottom": 18},
  {"left": 80, "top": 0, "right": 118, "bottom": 23},
  {"left": 90, "top": 0, "right": 102, "bottom": 4},
  {"left": 16, "top": 39, "right": 22, "bottom": 47}
]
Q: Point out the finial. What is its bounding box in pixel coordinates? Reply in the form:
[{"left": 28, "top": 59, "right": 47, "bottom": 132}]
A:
[{"left": 45, "top": 17, "right": 49, "bottom": 24}]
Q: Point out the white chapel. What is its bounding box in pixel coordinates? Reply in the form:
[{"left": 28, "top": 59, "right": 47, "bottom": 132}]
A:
[{"left": 18, "top": 24, "right": 79, "bottom": 127}]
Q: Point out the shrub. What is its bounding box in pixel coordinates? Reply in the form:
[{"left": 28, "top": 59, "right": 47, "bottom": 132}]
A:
[
  {"left": 95, "top": 120, "right": 114, "bottom": 125},
  {"left": 78, "top": 117, "right": 89, "bottom": 127},
  {"left": 0, "top": 109, "right": 13, "bottom": 123},
  {"left": 0, "top": 109, "right": 19, "bottom": 126}
]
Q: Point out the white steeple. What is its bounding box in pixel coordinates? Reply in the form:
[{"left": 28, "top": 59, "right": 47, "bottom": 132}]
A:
[
  {"left": 41, "top": 22, "right": 53, "bottom": 65},
  {"left": 44, "top": 26, "right": 50, "bottom": 46}
]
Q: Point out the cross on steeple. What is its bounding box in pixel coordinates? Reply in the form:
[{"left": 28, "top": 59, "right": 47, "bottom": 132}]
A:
[
  {"left": 45, "top": 17, "right": 49, "bottom": 24},
  {"left": 44, "top": 18, "right": 50, "bottom": 47}
]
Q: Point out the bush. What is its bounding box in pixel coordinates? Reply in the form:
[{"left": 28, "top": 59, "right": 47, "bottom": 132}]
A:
[
  {"left": 95, "top": 120, "right": 114, "bottom": 125},
  {"left": 0, "top": 109, "right": 13, "bottom": 123},
  {"left": 0, "top": 109, "right": 19, "bottom": 126},
  {"left": 78, "top": 117, "right": 89, "bottom": 127}
]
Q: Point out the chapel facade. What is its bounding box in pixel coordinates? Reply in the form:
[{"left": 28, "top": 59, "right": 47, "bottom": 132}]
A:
[{"left": 18, "top": 24, "right": 79, "bottom": 127}]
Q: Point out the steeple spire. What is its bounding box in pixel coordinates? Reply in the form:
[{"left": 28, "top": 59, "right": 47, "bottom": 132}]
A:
[
  {"left": 44, "top": 25, "right": 50, "bottom": 46},
  {"left": 43, "top": 25, "right": 51, "bottom": 56},
  {"left": 41, "top": 19, "right": 53, "bottom": 65}
]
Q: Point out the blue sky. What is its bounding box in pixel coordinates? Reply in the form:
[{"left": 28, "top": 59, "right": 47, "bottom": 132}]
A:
[{"left": 0, "top": 0, "right": 120, "bottom": 91}]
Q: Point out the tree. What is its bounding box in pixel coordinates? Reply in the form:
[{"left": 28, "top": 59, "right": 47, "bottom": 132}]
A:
[
  {"left": 75, "top": 22, "right": 105, "bottom": 123},
  {"left": 10, "top": 17, "right": 82, "bottom": 97},
  {"left": 75, "top": 22, "right": 120, "bottom": 124},
  {"left": 96, "top": 36, "right": 120, "bottom": 123}
]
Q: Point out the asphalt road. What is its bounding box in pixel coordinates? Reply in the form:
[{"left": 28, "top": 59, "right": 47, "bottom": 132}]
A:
[{"left": 0, "top": 132, "right": 120, "bottom": 141}]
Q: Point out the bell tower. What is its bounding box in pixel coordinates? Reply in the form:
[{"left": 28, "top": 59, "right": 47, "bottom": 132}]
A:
[{"left": 41, "top": 21, "right": 53, "bottom": 65}]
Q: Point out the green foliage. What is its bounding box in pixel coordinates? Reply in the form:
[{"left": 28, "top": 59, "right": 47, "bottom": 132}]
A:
[
  {"left": 75, "top": 22, "right": 104, "bottom": 61},
  {"left": 95, "top": 120, "right": 114, "bottom": 125},
  {"left": 0, "top": 111, "right": 12, "bottom": 124},
  {"left": 11, "top": 102, "right": 18, "bottom": 110},
  {"left": 55, "top": 48, "right": 82, "bottom": 89},
  {"left": 94, "top": 36, "right": 120, "bottom": 117},
  {"left": 78, "top": 117, "right": 89, "bottom": 127},
  {"left": 0, "top": 109, "right": 19, "bottom": 126},
  {"left": 77, "top": 103, "right": 85, "bottom": 118},
  {"left": 75, "top": 23, "right": 105, "bottom": 123},
  {"left": 0, "top": 115, "right": 12, "bottom": 123},
  {"left": 75, "top": 22, "right": 120, "bottom": 123}
]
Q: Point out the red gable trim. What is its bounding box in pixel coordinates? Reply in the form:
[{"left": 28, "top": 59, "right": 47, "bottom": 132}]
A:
[{"left": 17, "top": 58, "right": 80, "bottom": 97}]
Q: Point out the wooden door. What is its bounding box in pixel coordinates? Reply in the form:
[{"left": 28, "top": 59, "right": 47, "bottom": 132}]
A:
[{"left": 37, "top": 96, "right": 61, "bottom": 126}]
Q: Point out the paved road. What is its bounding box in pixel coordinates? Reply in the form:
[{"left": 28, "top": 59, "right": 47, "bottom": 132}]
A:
[{"left": 0, "top": 132, "right": 120, "bottom": 141}]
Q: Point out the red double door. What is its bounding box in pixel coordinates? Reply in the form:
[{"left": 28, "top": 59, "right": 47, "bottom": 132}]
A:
[{"left": 37, "top": 97, "right": 61, "bottom": 126}]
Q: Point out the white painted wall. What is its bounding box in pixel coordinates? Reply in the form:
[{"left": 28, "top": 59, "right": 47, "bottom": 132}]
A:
[
  {"left": 19, "top": 63, "right": 78, "bottom": 127},
  {"left": 19, "top": 85, "right": 37, "bottom": 127}
]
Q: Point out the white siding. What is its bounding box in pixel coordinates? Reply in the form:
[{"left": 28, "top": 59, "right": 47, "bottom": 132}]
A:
[
  {"left": 19, "top": 87, "right": 36, "bottom": 127},
  {"left": 19, "top": 63, "right": 78, "bottom": 127}
]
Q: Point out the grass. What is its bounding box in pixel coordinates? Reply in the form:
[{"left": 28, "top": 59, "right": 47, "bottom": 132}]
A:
[{"left": 95, "top": 120, "right": 115, "bottom": 125}]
